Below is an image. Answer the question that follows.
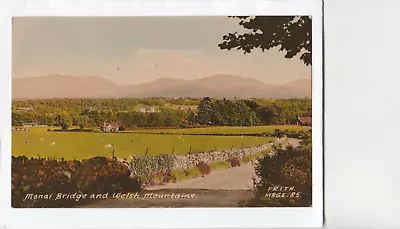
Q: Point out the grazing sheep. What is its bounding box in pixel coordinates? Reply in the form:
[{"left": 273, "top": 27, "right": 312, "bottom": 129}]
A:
[
  {"left": 104, "top": 144, "right": 113, "bottom": 148},
  {"left": 50, "top": 142, "right": 55, "bottom": 146},
  {"left": 40, "top": 138, "right": 44, "bottom": 141},
  {"left": 62, "top": 171, "right": 71, "bottom": 179}
]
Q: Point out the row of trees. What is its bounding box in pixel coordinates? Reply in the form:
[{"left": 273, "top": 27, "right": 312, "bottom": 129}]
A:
[
  {"left": 12, "top": 108, "right": 190, "bottom": 130},
  {"left": 197, "top": 98, "right": 260, "bottom": 126},
  {"left": 196, "top": 98, "right": 311, "bottom": 126},
  {"left": 12, "top": 98, "right": 200, "bottom": 114},
  {"left": 12, "top": 98, "right": 311, "bottom": 129}
]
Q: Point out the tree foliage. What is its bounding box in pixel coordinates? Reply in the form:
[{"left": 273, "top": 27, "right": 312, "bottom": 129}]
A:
[
  {"left": 219, "top": 16, "right": 312, "bottom": 65},
  {"left": 55, "top": 112, "right": 72, "bottom": 131},
  {"left": 75, "top": 115, "right": 90, "bottom": 130},
  {"left": 12, "top": 98, "right": 311, "bottom": 128},
  {"left": 246, "top": 130, "right": 312, "bottom": 207}
]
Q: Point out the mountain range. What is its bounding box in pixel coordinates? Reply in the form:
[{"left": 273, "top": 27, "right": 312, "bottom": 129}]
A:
[{"left": 12, "top": 74, "right": 311, "bottom": 99}]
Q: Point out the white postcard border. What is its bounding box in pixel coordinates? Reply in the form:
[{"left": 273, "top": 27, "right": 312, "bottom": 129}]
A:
[{"left": 0, "top": 0, "right": 323, "bottom": 228}]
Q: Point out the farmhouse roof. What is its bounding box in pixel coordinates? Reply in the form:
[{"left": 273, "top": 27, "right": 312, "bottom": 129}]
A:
[
  {"left": 103, "top": 122, "right": 120, "bottom": 128},
  {"left": 298, "top": 116, "right": 312, "bottom": 124}
]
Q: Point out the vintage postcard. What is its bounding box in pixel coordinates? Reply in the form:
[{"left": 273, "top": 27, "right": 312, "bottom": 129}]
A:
[{"left": 0, "top": 0, "right": 323, "bottom": 228}]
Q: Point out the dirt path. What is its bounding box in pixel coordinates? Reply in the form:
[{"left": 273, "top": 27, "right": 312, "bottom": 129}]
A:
[
  {"left": 84, "top": 137, "right": 300, "bottom": 207},
  {"left": 149, "top": 161, "right": 257, "bottom": 190},
  {"left": 147, "top": 138, "right": 300, "bottom": 191}
]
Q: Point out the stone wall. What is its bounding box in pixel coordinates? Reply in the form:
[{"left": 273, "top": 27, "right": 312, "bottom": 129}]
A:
[
  {"left": 170, "top": 143, "right": 272, "bottom": 170},
  {"left": 118, "top": 139, "right": 282, "bottom": 177}
]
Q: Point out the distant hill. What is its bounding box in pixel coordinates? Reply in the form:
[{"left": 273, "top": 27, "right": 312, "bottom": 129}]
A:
[
  {"left": 281, "top": 78, "right": 312, "bottom": 97},
  {"left": 12, "top": 74, "right": 120, "bottom": 99},
  {"left": 12, "top": 74, "right": 311, "bottom": 99}
]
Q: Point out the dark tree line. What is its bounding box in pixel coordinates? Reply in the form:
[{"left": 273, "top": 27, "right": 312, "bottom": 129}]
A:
[
  {"left": 196, "top": 98, "right": 311, "bottom": 126},
  {"left": 12, "top": 98, "right": 200, "bottom": 114},
  {"left": 197, "top": 98, "right": 260, "bottom": 126},
  {"left": 12, "top": 98, "right": 311, "bottom": 129}
]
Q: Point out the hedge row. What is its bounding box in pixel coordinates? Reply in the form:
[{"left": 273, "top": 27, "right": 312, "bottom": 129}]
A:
[
  {"left": 12, "top": 156, "right": 141, "bottom": 208},
  {"left": 126, "top": 129, "right": 309, "bottom": 138}
]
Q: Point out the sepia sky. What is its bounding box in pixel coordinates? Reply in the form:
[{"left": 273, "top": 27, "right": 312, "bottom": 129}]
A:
[{"left": 12, "top": 17, "right": 311, "bottom": 85}]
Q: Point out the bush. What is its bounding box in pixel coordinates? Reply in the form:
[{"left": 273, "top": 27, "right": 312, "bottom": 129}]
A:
[
  {"left": 245, "top": 132, "right": 312, "bottom": 207},
  {"left": 229, "top": 157, "right": 241, "bottom": 167},
  {"left": 143, "top": 171, "right": 173, "bottom": 188},
  {"left": 129, "top": 155, "right": 174, "bottom": 183},
  {"left": 11, "top": 156, "right": 142, "bottom": 208},
  {"left": 197, "top": 161, "right": 211, "bottom": 176}
]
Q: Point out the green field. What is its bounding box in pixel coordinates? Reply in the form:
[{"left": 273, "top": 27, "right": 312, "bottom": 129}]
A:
[
  {"left": 125, "top": 125, "right": 308, "bottom": 135},
  {"left": 12, "top": 127, "right": 273, "bottom": 160}
]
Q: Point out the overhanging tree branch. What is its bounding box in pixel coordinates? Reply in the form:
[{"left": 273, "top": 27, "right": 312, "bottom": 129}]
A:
[{"left": 219, "top": 16, "right": 312, "bottom": 66}]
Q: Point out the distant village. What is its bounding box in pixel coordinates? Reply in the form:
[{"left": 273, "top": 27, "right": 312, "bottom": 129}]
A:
[{"left": 84, "top": 106, "right": 197, "bottom": 114}]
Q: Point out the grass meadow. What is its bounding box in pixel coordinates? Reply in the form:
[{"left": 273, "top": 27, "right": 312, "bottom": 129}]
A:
[{"left": 12, "top": 127, "right": 274, "bottom": 160}]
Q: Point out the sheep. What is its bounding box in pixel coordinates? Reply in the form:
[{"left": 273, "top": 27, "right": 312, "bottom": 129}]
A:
[{"left": 104, "top": 144, "right": 113, "bottom": 148}]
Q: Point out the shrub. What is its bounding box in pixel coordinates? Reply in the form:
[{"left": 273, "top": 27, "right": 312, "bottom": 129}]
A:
[
  {"left": 229, "top": 157, "right": 241, "bottom": 167},
  {"left": 245, "top": 132, "right": 312, "bottom": 207},
  {"left": 197, "top": 161, "right": 211, "bottom": 176},
  {"left": 11, "top": 156, "right": 142, "bottom": 208},
  {"left": 142, "top": 171, "right": 173, "bottom": 188},
  {"left": 129, "top": 155, "right": 174, "bottom": 182}
]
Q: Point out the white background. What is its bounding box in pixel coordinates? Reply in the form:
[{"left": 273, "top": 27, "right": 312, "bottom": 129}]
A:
[
  {"left": 325, "top": 0, "right": 400, "bottom": 228},
  {"left": 1, "top": 0, "right": 400, "bottom": 228},
  {"left": 0, "top": 0, "right": 323, "bottom": 228}
]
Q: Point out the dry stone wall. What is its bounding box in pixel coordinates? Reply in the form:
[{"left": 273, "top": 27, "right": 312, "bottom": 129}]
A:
[{"left": 119, "top": 138, "right": 286, "bottom": 177}]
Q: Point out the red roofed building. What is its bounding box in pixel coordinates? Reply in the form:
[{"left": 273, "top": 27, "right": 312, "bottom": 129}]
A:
[
  {"left": 101, "top": 121, "right": 121, "bottom": 132},
  {"left": 298, "top": 116, "right": 312, "bottom": 126}
]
